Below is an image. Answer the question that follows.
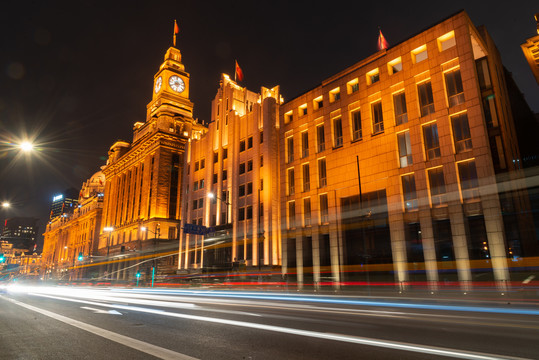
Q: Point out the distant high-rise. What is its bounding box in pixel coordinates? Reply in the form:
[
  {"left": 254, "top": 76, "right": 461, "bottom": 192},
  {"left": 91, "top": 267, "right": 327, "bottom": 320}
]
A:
[
  {"left": 1, "top": 217, "right": 38, "bottom": 252},
  {"left": 50, "top": 188, "right": 79, "bottom": 219},
  {"left": 521, "top": 13, "right": 539, "bottom": 85}
]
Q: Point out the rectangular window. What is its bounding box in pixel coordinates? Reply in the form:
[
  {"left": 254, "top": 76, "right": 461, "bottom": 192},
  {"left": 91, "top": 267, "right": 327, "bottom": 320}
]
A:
[
  {"left": 333, "top": 117, "right": 343, "bottom": 147},
  {"left": 388, "top": 57, "right": 402, "bottom": 74},
  {"left": 445, "top": 69, "right": 465, "bottom": 107},
  {"left": 285, "top": 111, "right": 293, "bottom": 124},
  {"left": 318, "top": 158, "right": 327, "bottom": 188},
  {"left": 301, "top": 131, "right": 309, "bottom": 158},
  {"left": 213, "top": 152, "right": 218, "bottom": 163},
  {"left": 351, "top": 108, "right": 362, "bottom": 141},
  {"left": 193, "top": 181, "right": 199, "bottom": 191},
  {"left": 347, "top": 78, "right": 359, "bottom": 94},
  {"left": 451, "top": 113, "right": 472, "bottom": 153},
  {"left": 287, "top": 136, "right": 294, "bottom": 163},
  {"left": 483, "top": 94, "right": 499, "bottom": 128},
  {"left": 302, "top": 163, "right": 310, "bottom": 192},
  {"left": 247, "top": 160, "right": 253, "bottom": 172},
  {"left": 299, "top": 104, "right": 307, "bottom": 116},
  {"left": 476, "top": 58, "right": 492, "bottom": 91},
  {"left": 367, "top": 68, "right": 379, "bottom": 85},
  {"left": 320, "top": 194, "right": 329, "bottom": 223},
  {"left": 260, "top": 130, "right": 263, "bottom": 143},
  {"left": 313, "top": 96, "right": 323, "bottom": 110},
  {"left": 423, "top": 123, "right": 441, "bottom": 160},
  {"left": 437, "top": 31, "right": 456, "bottom": 51},
  {"left": 412, "top": 45, "right": 428, "bottom": 63},
  {"left": 393, "top": 92, "right": 408, "bottom": 125},
  {"left": 458, "top": 160, "right": 479, "bottom": 201},
  {"left": 372, "top": 102, "right": 384, "bottom": 134},
  {"left": 223, "top": 148, "right": 228, "bottom": 159},
  {"left": 247, "top": 136, "right": 253, "bottom": 149},
  {"left": 428, "top": 167, "right": 447, "bottom": 206},
  {"left": 303, "top": 198, "right": 311, "bottom": 227},
  {"left": 418, "top": 81, "right": 435, "bottom": 117},
  {"left": 288, "top": 168, "right": 295, "bottom": 195},
  {"left": 199, "top": 179, "right": 204, "bottom": 189},
  {"left": 240, "top": 140, "right": 246, "bottom": 152},
  {"left": 402, "top": 174, "right": 418, "bottom": 211},
  {"left": 200, "top": 159, "right": 205, "bottom": 169},
  {"left": 397, "top": 131, "right": 413, "bottom": 167},
  {"left": 238, "top": 207, "right": 245, "bottom": 221},
  {"left": 247, "top": 182, "right": 253, "bottom": 195},
  {"left": 330, "top": 87, "right": 340, "bottom": 102},
  {"left": 260, "top": 179, "right": 264, "bottom": 191},
  {"left": 239, "top": 162, "right": 246, "bottom": 174},
  {"left": 192, "top": 200, "right": 197, "bottom": 210},
  {"left": 316, "top": 125, "right": 325, "bottom": 153},
  {"left": 239, "top": 184, "right": 246, "bottom": 197},
  {"left": 222, "top": 170, "right": 227, "bottom": 181},
  {"left": 194, "top": 161, "right": 199, "bottom": 171},
  {"left": 288, "top": 201, "right": 296, "bottom": 229},
  {"left": 260, "top": 155, "right": 263, "bottom": 167},
  {"left": 197, "top": 198, "right": 204, "bottom": 210},
  {"left": 246, "top": 206, "right": 253, "bottom": 220}
]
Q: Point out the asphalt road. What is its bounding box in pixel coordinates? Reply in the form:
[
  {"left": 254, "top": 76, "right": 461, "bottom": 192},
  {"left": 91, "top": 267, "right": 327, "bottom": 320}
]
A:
[{"left": 0, "top": 286, "right": 538, "bottom": 360}]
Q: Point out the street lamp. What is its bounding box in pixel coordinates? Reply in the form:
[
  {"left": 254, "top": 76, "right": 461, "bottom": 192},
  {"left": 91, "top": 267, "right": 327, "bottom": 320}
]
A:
[
  {"left": 19, "top": 141, "right": 34, "bottom": 153},
  {"left": 2, "top": 202, "right": 10, "bottom": 208},
  {"left": 207, "top": 192, "right": 231, "bottom": 224}
]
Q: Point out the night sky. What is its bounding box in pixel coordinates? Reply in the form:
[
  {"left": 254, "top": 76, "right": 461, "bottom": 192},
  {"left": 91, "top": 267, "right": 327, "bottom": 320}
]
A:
[{"left": 1, "top": 1, "right": 538, "bottom": 243}]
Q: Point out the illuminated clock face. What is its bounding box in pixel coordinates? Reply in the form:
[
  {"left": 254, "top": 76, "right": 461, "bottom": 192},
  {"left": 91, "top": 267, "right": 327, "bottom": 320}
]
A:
[
  {"left": 169, "top": 75, "right": 185, "bottom": 93},
  {"left": 154, "top": 76, "right": 162, "bottom": 93}
]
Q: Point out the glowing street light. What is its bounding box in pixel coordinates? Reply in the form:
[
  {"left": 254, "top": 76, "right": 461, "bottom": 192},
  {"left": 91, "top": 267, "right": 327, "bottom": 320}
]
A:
[
  {"left": 19, "top": 141, "right": 34, "bottom": 152},
  {"left": 1, "top": 202, "right": 10, "bottom": 208}
]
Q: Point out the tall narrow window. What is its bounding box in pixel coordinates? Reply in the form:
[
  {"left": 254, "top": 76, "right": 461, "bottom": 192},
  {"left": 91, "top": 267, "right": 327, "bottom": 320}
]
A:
[
  {"left": 302, "top": 163, "right": 310, "bottom": 192},
  {"left": 418, "top": 81, "right": 435, "bottom": 117},
  {"left": 451, "top": 113, "right": 472, "bottom": 153},
  {"left": 372, "top": 101, "right": 384, "bottom": 134},
  {"left": 287, "top": 136, "right": 294, "bottom": 163},
  {"left": 423, "top": 123, "right": 441, "bottom": 160},
  {"left": 351, "top": 108, "right": 362, "bottom": 141},
  {"left": 319, "top": 194, "right": 329, "bottom": 223},
  {"left": 240, "top": 140, "right": 246, "bottom": 152},
  {"left": 428, "top": 167, "right": 447, "bottom": 206},
  {"left": 303, "top": 198, "right": 311, "bottom": 227},
  {"left": 445, "top": 69, "right": 465, "bottom": 107},
  {"left": 287, "top": 168, "right": 295, "bottom": 195},
  {"left": 301, "top": 131, "right": 309, "bottom": 158},
  {"left": 318, "top": 158, "right": 327, "bottom": 188},
  {"left": 333, "top": 117, "right": 343, "bottom": 147},
  {"left": 288, "top": 201, "right": 296, "bottom": 229},
  {"left": 397, "top": 131, "right": 413, "bottom": 168},
  {"left": 458, "top": 160, "right": 479, "bottom": 201},
  {"left": 402, "top": 174, "right": 418, "bottom": 211},
  {"left": 316, "top": 125, "right": 325, "bottom": 153},
  {"left": 393, "top": 92, "right": 408, "bottom": 125}
]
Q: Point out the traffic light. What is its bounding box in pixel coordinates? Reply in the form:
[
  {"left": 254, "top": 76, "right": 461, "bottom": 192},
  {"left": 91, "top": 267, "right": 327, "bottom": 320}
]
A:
[
  {"left": 136, "top": 271, "right": 141, "bottom": 278},
  {"left": 0, "top": 253, "right": 4, "bottom": 263},
  {"left": 77, "top": 252, "right": 83, "bottom": 261}
]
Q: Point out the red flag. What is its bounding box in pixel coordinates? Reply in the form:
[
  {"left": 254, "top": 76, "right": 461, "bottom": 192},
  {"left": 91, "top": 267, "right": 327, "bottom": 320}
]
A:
[
  {"left": 235, "top": 60, "right": 244, "bottom": 82},
  {"left": 174, "top": 20, "right": 179, "bottom": 34},
  {"left": 377, "top": 29, "right": 389, "bottom": 51}
]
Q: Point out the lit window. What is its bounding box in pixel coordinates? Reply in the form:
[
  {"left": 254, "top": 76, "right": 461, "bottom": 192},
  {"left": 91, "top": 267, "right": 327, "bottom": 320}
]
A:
[
  {"left": 397, "top": 131, "right": 413, "bottom": 168},
  {"left": 451, "top": 113, "right": 472, "bottom": 153},
  {"left": 437, "top": 31, "right": 456, "bottom": 51},
  {"left": 333, "top": 117, "right": 343, "bottom": 147},
  {"left": 423, "top": 122, "right": 441, "bottom": 160},
  {"left": 329, "top": 87, "right": 341, "bottom": 103},
  {"left": 313, "top": 96, "right": 323, "bottom": 111},
  {"left": 393, "top": 92, "right": 408, "bottom": 125},
  {"left": 372, "top": 101, "right": 384, "bottom": 134},
  {"left": 402, "top": 174, "right": 418, "bottom": 211},
  {"left": 445, "top": 69, "right": 465, "bottom": 107},
  {"left": 351, "top": 108, "right": 362, "bottom": 141},
  {"left": 299, "top": 104, "right": 307, "bottom": 116},
  {"left": 347, "top": 78, "right": 359, "bottom": 94},
  {"left": 284, "top": 111, "right": 293, "bottom": 124},
  {"left": 428, "top": 167, "right": 446, "bottom": 206},
  {"left": 366, "top": 68, "right": 380, "bottom": 85},
  {"left": 388, "top": 57, "right": 402, "bottom": 75},
  {"left": 412, "top": 44, "right": 428, "bottom": 63},
  {"left": 418, "top": 81, "right": 435, "bottom": 117},
  {"left": 457, "top": 160, "right": 479, "bottom": 201}
]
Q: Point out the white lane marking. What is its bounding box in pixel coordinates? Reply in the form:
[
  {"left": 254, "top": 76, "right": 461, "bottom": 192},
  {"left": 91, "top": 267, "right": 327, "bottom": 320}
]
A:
[
  {"left": 2, "top": 296, "right": 198, "bottom": 360},
  {"left": 26, "top": 293, "right": 528, "bottom": 360},
  {"left": 81, "top": 306, "right": 122, "bottom": 315}
]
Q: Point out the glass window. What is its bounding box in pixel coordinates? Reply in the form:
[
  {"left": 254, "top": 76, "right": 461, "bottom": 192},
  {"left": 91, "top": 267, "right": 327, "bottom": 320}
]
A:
[
  {"left": 192, "top": 200, "right": 197, "bottom": 210},
  {"left": 260, "top": 130, "right": 263, "bottom": 144},
  {"left": 397, "top": 131, "right": 413, "bottom": 168},
  {"left": 402, "top": 174, "right": 418, "bottom": 211},
  {"left": 418, "top": 81, "right": 435, "bottom": 117},
  {"left": 372, "top": 102, "right": 384, "bottom": 134},
  {"left": 200, "top": 159, "right": 205, "bottom": 169},
  {"left": 483, "top": 94, "right": 498, "bottom": 128},
  {"left": 199, "top": 179, "right": 204, "bottom": 189},
  {"left": 222, "top": 170, "right": 227, "bottom": 181},
  {"left": 351, "top": 109, "right": 362, "bottom": 141},
  {"left": 285, "top": 111, "right": 293, "bottom": 124},
  {"left": 301, "top": 132, "right": 309, "bottom": 158},
  {"left": 393, "top": 92, "right": 408, "bottom": 125},
  {"left": 247, "top": 136, "right": 253, "bottom": 149},
  {"left": 194, "top": 161, "right": 199, "bottom": 171},
  {"left": 412, "top": 45, "right": 428, "bottom": 63},
  {"left": 317, "top": 125, "right": 325, "bottom": 153},
  {"left": 240, "top": 140, "right": 246, "bottom": 152},
  {"left": 239, "top": 184, "right": 245, "bottom": 197},
  {"left": 288, "top": 201, "right": 296, "bottom": 229},
  {"left": 247, "top": 182, "right": 253, "bottom": 195},
  {"left": 288, "top": 168, "right": 295, "bottom": 195},
  {"left": 445, "top": 69, "right": 465, "bottom": 107},
  {"left": 320, "top": 194, "right": 329, "bottom": 223},
  {"left": 193, "top": 181, "right": 198, "bottom": 191},
  {"left": 246, "top": 206, "right": 253, "bottom": 220},
  {"left": 247, "top": 160, "right": 253, "bottom": 172},
  {"left": 476, "top": 58, "right": 492, "bottom": 91},
  {"left": 238, "top": 207, "right": 245, "bottom": 221},
  {"left": 213, "top": 152, "right": 218, "bottom": 163},
  {"left": 458, "top": 160, "right": 479, "bottom": 201},
  {"left": 451, "top": 113, "right": 472, "bottom": 153},
  {"left": 388, "top": 57, "right": 402, "bottom": 74},
  {"left": 428, "top": 167, "right": 446, "bottom": 206},
  {"left": 239, "top": 162, "right": 245, "bottom": 174},
  {"left": 423, "top": 123, "right": 441, "bottom": 160},
  {"left": 198, "top": 198, "right": 204, "bottom": 209},
  {"left": 223, "top": 148, "right": 228, "bottom": 159},
  {"left": 333, "top": 117, "right": 343, "bottom": 147},
  {"left": 287, "top": 136, "right": 294, "bottom": 163},
  {"left": 318, "top": 158, "right": 327, "bottom": 188},
  {"left": 302, "top": 163, "right": 310, "bottom": 192},
  {"left": 303, "top": 198, "right": 311, "bottom": 227}
]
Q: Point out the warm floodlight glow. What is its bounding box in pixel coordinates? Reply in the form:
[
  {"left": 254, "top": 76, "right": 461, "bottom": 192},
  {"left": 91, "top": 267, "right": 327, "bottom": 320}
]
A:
[
  {"left": 2, "top": 202, "right": 10, "bottom": 208},
  {"left": 140, "top": 226, "right": 147, "bottom": 231},
  {"left": 103, "top": 226, "right": 114, "bottom": 232},
  {"left": 207, "top": 192, "right": 215, "bottom": 199},
  {"left": 19, "top": 141, "right": 34, "bottom": 152}
]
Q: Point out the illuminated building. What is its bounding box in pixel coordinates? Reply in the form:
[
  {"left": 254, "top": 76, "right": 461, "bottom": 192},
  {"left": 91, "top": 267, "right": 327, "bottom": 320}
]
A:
[
  {"left": 99, "top": 46, "right": 206, "bottom": 280},
  {"left": 1, "top": 217, "right": 38, "bottom": 252},
  {"left": 521, "top": 13, "right": 539, "bottom": 85},
  {"left": 50, "top": 188, "right": 79, "bottom": 219}
]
